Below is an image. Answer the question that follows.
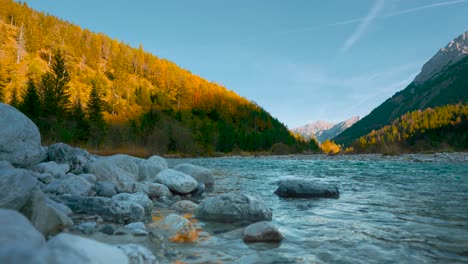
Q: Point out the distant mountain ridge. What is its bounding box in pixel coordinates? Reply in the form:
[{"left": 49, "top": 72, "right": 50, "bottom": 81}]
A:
[
  {"left": 293, "top": 116, "right": 359, "bottom": 142},
  {"left": 334, "top": 31, "right": 468, "bottom": 146}
]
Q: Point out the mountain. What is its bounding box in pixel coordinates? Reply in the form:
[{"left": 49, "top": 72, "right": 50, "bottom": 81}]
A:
[
  {"left": 0, "top": 0, "right": 319, "bottom": 155},
  {"left": 293, "top": 120, "right": 334, "bottom": 138},
  {"left": 293, "top": 116, "right": 359, "bottom": 142},
  {"left": 334, "top": 31, "right": 468, "bottom": 146}
]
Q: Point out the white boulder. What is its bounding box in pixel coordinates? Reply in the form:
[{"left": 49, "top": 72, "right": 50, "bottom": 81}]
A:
[{"left": 0, "top": 103, "right": 47, "bottom": 166}]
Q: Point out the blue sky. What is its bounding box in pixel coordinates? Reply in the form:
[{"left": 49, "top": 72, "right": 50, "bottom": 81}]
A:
[{"left": 23, "top": 0, "right": 468, "bottom": 128}]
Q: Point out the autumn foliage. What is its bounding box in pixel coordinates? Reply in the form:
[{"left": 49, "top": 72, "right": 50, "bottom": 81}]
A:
[{"left": 0, "top": 0, "right": 320, "bottom": 155}]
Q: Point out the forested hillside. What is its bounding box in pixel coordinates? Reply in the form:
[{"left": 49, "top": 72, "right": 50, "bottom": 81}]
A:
[
  {"left": 334, "top": 41, "right": 468, "bottom": 146},
  {"left": 0, "top": 0, "right": 319, "bottom": 155},
  {"left": 353, "top": 103, "right": 468, "bottom": 153}
]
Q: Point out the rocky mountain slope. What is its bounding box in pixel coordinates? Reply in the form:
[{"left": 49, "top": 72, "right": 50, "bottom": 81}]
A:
[
  {"left": 334, "top": 31, "right": 468, "bottom": 146},
  {"left": 293, "top": 116, "right": 359, "bottom": 142}
]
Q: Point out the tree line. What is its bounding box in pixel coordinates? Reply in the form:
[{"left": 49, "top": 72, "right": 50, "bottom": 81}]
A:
[
  {"left": 353, "top": 104, "right": 468, "bottom": 153},
  {"left": 0, "top": 0, "right": 320, "bottom": 155}
]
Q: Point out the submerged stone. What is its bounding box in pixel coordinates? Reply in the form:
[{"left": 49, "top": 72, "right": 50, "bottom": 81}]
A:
[{"left": 274, "top": 179, "right": 339, "bottom": 199}]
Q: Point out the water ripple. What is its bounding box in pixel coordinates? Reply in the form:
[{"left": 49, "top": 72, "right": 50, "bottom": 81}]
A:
[{"left": 167, "top": 153, "right": 468, "bottom": 263}]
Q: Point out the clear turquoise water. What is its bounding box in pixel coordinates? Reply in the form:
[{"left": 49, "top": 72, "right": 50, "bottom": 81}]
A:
[{"left": 168, "top": 154, "right": 468, "bottom": 263}]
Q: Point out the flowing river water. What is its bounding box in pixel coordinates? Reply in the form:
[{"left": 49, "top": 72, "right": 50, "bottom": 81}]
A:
[{"left": 160, "top": 153, "right": 468, "bottom": 263}]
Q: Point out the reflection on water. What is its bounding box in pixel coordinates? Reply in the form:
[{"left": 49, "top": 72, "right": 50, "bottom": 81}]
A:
[{"left": 161, "top": 153, "right": 468, "bottom": 263}]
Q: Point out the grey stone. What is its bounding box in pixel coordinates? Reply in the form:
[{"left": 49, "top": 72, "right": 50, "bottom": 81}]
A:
[
  {"left": 142, "top": 182, "right": 172, "bottom": 198},
  {"left": 36, "top": 173, "right": 54, "bottom": 184},
  {"left": 195, "top": 192, "right": 272, "bottom": 223},
  {"left": 112, "top": 192, "right": 153, "bottom": 215},
  {"left": 86, "top": 154, "right": 142, "bottom": 189},
  {"left": 38, "top": 233, "right": 129, "bottom": 264},
  {"left": 151, "top": 214, "right": 198, "bottom": 242},
  {"left": 171, "top": 200, "right": 198, "bottom": 213},
  {"left": 21, "top": 187, "right": 74, "bottom": 236},
  {"left": 243, "top": 221, "right": 283, "bottom": 243},
  {"left": 274, "top": 179, "right": 340, "bottom": 198},
  {"left": 45, "top": 197, "right": 73, "bottom": 216},
  {"left": 125, "top": 222, "right": 146, "bottom": 230},
  {"left": 0, "top": 168, "right": 38, "bottom": 210},
  {"left": 117, "top": 244, "right": 158, "bottom": 264},
  {"left": 75, "top": 221, "right": 98, "bottom": 235},
  {"left": 43, "top": 176, "right": 93, "bottom": 196},
  {"left": 155, "top": 169, "right": 198, "bottom": 194},
  {"left": 190, "top": 183, "right": 205, "bottom": 197},
  {"left": 0, "top": 244, "right": 47, "bottom": 264},
  {"left": 79, "top": 173, "right": 97, "bottom": 184},
  {"left": 115, "top": 226, "right": 149, "bottom": 237},
  {"left": 100, "top": 225, "right": 115, "bottom": 235},
  {"left": 138, "top": 155, "right": 168, "bottom": 181},
  {"left": 48, "top": 143, "right": 94, "bottom": 174},
  {"left": 54, "top": 195, "right": 145, "bottom": 224},
  {"left": 0, "top": 103, "right": 47, "bottom": 167},
  {"left": 96, "top": 181, "right": 118, "bottom": 197},
  {"left": 0, "top": 160, "right": 13, "bottom": 169},
  {"left": 174, "top": 163, "right": 214, "bottom": 186},
  {"left": 32, "top": 161, "right": 70, "bottom": 178},
  {"left": 0, "top": 209, "right": 45, "bottom": 249}
]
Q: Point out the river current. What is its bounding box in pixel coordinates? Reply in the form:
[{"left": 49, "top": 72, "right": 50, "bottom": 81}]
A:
[{"left": 164, "top": 153, "right": 468, "bottom": 263}]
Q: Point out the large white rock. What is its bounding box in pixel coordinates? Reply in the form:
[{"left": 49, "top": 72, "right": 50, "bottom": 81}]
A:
[
  {"left": 195, "top": 192, "right": 272, "bottom": 223},
  {"left": 138, "top": 155, "right": 168, "bottom": 181},
  {"left": 0, "top": 103, "right": 47, "bottom": 166},
  {"left": 86, "top": 154, "right": 142, "bottom": 189},
  {"left": 0, "top": 168, "right": 38, "bottom": 210},
  {"left": 0, "top": 209, "right": 45, "bottom": 249},
  {"left": 0, "top": 209, "right": 46, "bottom": 264},
  {"left": 174, "top": 163, "right": 214, "bottom": 186},
  {"left": 155, "top": 169, "right": 198, "bottom": 194},
  {"left": 38, "top": 233, "right": 129, "bottom": 264},
  {"left": 21, "top": 187, "right": 73, "bottom": 236}
]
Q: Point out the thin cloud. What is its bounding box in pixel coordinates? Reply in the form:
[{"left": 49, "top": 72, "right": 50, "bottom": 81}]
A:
[
  {"left": 334, "top": 0, "right": 467, "bottom": 26},
  {"left": 387, "top": 0, "right": 467, "bottom": 17},
  {"left": 340, "top": 0, "right": 385, "bottom": 52}
]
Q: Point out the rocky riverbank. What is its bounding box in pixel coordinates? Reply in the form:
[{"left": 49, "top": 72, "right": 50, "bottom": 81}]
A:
[{"left": 1, "top": 103, "right": 296, "bottom": 263}]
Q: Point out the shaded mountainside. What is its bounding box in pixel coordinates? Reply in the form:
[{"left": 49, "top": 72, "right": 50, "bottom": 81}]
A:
[
  {"left": 353, "top": 103, "right": 468, "bottom": 153},
  {"left": 334, "top": 32, "right": 468, "bottom": 146},
  {"left": 293, "top": 116, "right": 359, "bottom": 143},
  {"left": 0, "top": 0, "right": 319, "bottom": 155}
]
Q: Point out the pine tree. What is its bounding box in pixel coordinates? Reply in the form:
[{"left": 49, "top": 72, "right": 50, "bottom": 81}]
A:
[
  {"left": 87, "top": 80, "right": 106, "bottom": 146},
  {"left": 19, "top": 77, "right": 41, "bottom": 120},
  {"left": 38, "top": 50, "right": 71, "bottom": 118},
  {"left": 70, "top": 99, "right": 89, "bottom": 142},
  {"left": 0, "top": 68, "right": 7, "bottom": 103},
  {"left": 9, "top": 89, "right": 20, "bottom": 109}
]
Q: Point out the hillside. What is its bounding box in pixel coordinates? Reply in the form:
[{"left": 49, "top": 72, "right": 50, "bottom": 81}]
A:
[
  {"left": 353, "top": 103, "right": 468, "bottom": 153},
  {"left": 0, "top": 0, "right": 318, "bottom": 155},
  {"left": 293, "top": 116, "right": 359, "bottom": 143},
  {"left": 334, "top": 31, "right": 468, "bottom": 146}
]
